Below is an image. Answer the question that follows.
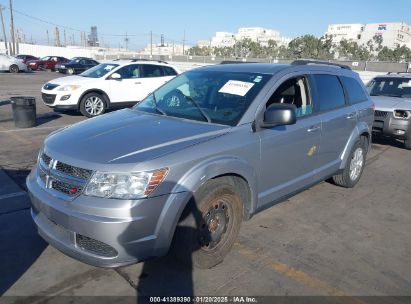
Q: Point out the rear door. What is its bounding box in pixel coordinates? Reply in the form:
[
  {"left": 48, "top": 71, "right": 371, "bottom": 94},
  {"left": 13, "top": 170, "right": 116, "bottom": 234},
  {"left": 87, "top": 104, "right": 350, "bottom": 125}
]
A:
[
  {"left": 138, "top": 64, "right": 175, "bottom": 99},
  {"left": 311, "top": 74, "right": 358, "bottom": 178}
]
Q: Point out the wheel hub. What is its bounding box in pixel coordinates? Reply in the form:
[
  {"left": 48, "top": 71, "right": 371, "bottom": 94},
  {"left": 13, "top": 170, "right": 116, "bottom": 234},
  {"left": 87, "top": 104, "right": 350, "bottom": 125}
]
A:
[{"left": 199, "top": 201, "right": 229, "bottom": 250}]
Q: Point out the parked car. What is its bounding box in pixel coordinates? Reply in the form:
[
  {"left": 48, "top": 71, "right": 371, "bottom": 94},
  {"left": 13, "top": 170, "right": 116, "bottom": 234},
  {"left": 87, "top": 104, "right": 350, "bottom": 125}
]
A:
[
  {"left": 27, "top": 60, "right": 374, "bottom": 269},
  {"left": 0, "top": 53, "right": 28, "bottom": 73},
  {"left": 56, "top": 57, "right": 99, "bottom": 75},
  {"left": 27, "top": 56, "right": 69, "bottom": 71},
  {"left": 15, "top": 54, "right": 39, "bottom": 64},
  {"left": 41, "top": 59, "right": 180, "bottom": 117},
  {"left": 367, "top": 72, "right": 411, "bottom": 149}
]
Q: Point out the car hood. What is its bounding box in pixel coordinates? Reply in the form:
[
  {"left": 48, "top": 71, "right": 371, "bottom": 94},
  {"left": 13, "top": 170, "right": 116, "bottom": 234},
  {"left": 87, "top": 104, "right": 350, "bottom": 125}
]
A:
[
  {"left": 44, "top": 109, "right": 230, "bottom": 169},
  {"left": 372, "top": 96, "right": 411, "bottom": 111},
  {"left": 46, "top": 75, "right": 98, "bottom": 86}
]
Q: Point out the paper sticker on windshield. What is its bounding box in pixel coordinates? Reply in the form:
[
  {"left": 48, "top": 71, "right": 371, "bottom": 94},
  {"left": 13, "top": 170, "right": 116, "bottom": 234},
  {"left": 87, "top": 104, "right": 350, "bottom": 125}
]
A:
[
  {"left": 104, "top": 65, "right": 115, "bottom": 71},
  {"left": 218, "top": 80, "right": 255, "bottom": 96},
  {"left": 254, "top": 76, "right": 263, "bottom": 83}
]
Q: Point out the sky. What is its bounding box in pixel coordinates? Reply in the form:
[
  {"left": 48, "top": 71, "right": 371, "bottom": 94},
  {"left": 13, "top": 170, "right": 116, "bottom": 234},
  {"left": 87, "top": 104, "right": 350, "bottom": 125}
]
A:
[{"left": 1, "top": 0, "right": 411, "bottom": 50}]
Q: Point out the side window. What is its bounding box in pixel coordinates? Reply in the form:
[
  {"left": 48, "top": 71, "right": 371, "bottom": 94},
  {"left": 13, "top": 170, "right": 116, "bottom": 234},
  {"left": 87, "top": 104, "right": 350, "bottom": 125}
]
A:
[
  {"left": 312, "top": 74, "right": 346, "bottom": 112},
  {"left": 266, "top": 76, "right": 313, "bottom": 118},
  {"left": 141, "top": 64, "right": 164, "bottom": 78},
  {"left": 114, "top": 64, "right": 140, "bottom": 79},
  {"left": 162, "top": 66, "right": 178, "bottom": 76},
  {"left": 79, "top": 59, "right": 87, "bottom": 65},
  {"left": 341, "top": 76, "right": 368, "bottom": 104}
]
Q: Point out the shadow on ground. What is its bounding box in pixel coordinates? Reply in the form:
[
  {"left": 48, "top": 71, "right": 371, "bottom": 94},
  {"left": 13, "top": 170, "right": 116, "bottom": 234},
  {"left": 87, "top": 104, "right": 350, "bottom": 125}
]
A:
[
  {"left": 0, "top": 169, "right": 47, "bottom": 296},
  {"left": 372, "top": 135, "right": 406, "bottom": 150}
]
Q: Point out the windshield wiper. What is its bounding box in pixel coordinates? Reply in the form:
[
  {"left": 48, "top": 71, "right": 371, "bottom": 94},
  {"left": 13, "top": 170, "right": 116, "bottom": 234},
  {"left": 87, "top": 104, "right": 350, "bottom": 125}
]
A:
[
  {"left": 152, "top": 93, "right": 167, "bottom": 116},
  {"left": 182, "top": 94, "right": 211, "bottom": 123}
]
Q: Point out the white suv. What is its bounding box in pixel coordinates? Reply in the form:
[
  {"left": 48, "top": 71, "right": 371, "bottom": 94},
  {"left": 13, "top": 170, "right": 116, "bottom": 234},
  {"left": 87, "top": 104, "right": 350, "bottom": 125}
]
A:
[{"left": 41, "top": 60, "right": 180, "bottom": 117}]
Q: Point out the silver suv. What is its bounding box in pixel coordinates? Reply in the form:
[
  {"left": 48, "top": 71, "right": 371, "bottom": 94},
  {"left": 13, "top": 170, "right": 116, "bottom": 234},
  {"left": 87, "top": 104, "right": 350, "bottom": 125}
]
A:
[
  {"left": 367, "top": 73, "right": 411, "bottom": 149},
  {"left": 27, "top": 60, "right": 374, "bottom": 269}
]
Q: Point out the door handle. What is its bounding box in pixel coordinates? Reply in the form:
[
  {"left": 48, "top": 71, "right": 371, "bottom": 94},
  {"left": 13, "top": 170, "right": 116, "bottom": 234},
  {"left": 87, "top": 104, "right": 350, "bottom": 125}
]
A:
[
  {"left": 347, "top": 112, "right": 357, "bottom": 119},
  {"left": 135, "top": 82, "right": 141, "bottom": 84},
  {"left": 307, "top": 126, "right": 320, "bottom": 133}
]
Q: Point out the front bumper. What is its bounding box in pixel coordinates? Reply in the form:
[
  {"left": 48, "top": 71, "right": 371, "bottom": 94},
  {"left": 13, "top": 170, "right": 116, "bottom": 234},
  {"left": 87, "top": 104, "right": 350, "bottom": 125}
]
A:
[
  {"left": 41, "top": 88, "right": 82, "bottom": 108},
  {"left": 26, "top": 167, "right": 187, "bottom": 267},
  {"left": 373, "top": 110, "right": 411, "bottom": 140}
]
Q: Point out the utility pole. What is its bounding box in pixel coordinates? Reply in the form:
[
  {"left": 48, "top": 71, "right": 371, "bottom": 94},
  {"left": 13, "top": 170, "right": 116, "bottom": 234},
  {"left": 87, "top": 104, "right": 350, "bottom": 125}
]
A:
[
  {"left": 124, "top": 32, "right": 128, "bottom": 51},
  {"left": 64, "top": 29, "right": 66, "bottom": 47},
  {"left": 172, "top": 40, "right": 174, "bottom": 57},
  {"left": 0, "top": 4, "right": 8, "bottom": 54},
  {"left": 9, "top": 0, "right": 15, "bottom": 55},
  {"left": 150, "top": 31, "right": 153, "bottom": 57},
  {"left": 182, "top": 30, "right": 185, "bottom": 55},
  {"left": 46, "top": 30, "right": 49, "bottom": 45}
]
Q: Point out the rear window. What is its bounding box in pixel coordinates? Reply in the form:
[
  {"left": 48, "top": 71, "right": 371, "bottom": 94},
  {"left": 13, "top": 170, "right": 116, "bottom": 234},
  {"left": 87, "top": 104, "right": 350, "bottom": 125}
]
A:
[
  {"left": 341, "top": 76, "right": 368, "bottom": 104},
  {"left": 163, "top": 66, "right": 178, "bottom": 76},
  {"left": 313, "top": 74, "right": 346, "bottom": 112}
]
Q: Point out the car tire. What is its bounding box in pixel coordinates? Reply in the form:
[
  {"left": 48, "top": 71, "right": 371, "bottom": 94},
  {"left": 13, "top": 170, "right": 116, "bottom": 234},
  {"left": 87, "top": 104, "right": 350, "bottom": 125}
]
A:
[
  {"left": 67, "top": 68, "right": 75, "bottom": 75},
  {"left": 38, "top": 65, "right": 44, "bottom": 71},
  {"left": 172, "top": 178, "right": 243, "bottom": 269},
  {"left": 9, "top": 64, "right": 19, "bottom": 73},
  {"left": 332, "top": 137, "right": 367, "bottom": 188},
  {"left": 79, "top": 93, "right": 107, "bottom": 118},
  {"left": 404, "top": 138, "right": 411, "bottom": 150}
]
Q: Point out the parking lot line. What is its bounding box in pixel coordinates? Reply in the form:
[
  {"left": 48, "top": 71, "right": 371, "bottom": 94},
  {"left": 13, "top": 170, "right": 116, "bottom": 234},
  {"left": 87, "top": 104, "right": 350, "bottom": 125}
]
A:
[
  {"left": 235, "top": 243, "right": 366, "bottom": 303},
  {"left": 0, "top": 125, "right": 69, "bottom": 133},
  {"left": 0, "top": 191, "right": 26, "bottom": 201},
  {"left": 0, "top": 126, "right": 33, "bottom": 144}
]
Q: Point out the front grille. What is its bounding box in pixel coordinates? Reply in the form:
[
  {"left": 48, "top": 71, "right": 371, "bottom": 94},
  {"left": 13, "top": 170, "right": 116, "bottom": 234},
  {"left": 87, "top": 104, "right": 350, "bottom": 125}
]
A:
[
  {"left": 51, "top": 179, "right": 82, "bottom": 197},
  {"left": 39, "top": 168, "right": 47, "bottom": 184},
  {"left": 55, "top": 161, "right": 92, "bottom": 180},
  {"left": 41, "top": 153, "right": 52, "bottom": 167},
  {"left": 76, "top": 234, "right": 118, "bottom": 257},
  {"left": 42, "top": 93, "right": 56, "bottom": 104},
  {"left": 38, "top": 152, "right": 93, "bottom": 199},
  {"left": 43, "top": 83, "right": 59, "bottom": 90},
  {"left": 374, "top": 110, "right": 389, "bottom": 119}
]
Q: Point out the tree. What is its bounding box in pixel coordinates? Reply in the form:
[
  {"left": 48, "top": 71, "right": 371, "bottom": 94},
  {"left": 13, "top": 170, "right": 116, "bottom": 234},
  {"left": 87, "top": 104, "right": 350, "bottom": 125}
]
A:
[{"left": 287, "top": 35, "right": 334, "bottom": 60}]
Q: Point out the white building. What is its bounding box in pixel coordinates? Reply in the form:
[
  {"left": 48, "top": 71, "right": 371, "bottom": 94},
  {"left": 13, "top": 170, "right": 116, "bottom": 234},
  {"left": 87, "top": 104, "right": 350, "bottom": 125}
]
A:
[
  {"left": 325, "top": 22, "right": 411, "bottom": 49},
  {"left": 203, "top": 27, "right": 291, "bottom": 48},
  {"left": 211, "top": 32, "right": 236, "bottom": 48},
  {"left": 325, "top": 24, "right": 364, "bottom": 44},
  {"left": 140, "top": 43, "right": 190, "bottom": 56},
  {"left": 359, "top": 23, "right": 411, "bottom": 49}
]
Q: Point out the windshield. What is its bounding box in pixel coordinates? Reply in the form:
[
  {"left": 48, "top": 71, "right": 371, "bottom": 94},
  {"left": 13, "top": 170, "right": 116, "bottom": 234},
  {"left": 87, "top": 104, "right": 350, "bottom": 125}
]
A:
[
  {"left": 135, "top": 70, "right": 271, "bottom": 126},
  {"left": 41, "top": 56, "right": 50, "bottom": 61},
  {"left": 80, "top": 63, "right": 119, "bottom": 78},
  {"left": 367, "top": 77, "right": 411, "bottom": 98}
]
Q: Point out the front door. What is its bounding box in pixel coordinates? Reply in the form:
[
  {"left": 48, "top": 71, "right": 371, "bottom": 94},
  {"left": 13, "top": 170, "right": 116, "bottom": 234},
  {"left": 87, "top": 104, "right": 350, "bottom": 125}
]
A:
[
  {"left": 258, "top": 75, "right": 321, "bottom": 207},
  {"left": 107, "top": 64, "right": 143, "bottom": 103}
]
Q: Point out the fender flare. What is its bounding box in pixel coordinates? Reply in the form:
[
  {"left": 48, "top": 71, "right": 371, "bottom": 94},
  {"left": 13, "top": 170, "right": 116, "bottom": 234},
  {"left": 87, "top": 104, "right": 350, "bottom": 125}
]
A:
[
  {"left": 78, "top": 89, "right": 111, "bottom": 109},
  {"left": 152, "top": 155, "right": 258, "bottom": 255},
  {"left": 339, "top": 121, "right": 371, "bottom": 169}
]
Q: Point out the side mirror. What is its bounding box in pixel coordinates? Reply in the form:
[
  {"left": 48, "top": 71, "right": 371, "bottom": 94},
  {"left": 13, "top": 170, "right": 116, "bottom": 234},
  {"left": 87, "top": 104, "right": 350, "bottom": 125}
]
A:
[
  {"left": 110, "top": 73, "right": 122, "bottom": 80},
  {"left": 260, "top": 103, "right": 297, "bottom": 128}
]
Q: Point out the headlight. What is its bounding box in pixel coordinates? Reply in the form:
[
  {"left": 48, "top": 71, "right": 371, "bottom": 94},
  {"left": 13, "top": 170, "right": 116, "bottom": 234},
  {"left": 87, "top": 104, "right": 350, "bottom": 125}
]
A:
[
  {"left": 57, "top": 85, "right": 81, "bottom": 91},
  {"left": 393, "top": 109, "right": 411, "bottom": 119},
  {"left": 84, "top": 168, "right": 168, "bottom": 199}
]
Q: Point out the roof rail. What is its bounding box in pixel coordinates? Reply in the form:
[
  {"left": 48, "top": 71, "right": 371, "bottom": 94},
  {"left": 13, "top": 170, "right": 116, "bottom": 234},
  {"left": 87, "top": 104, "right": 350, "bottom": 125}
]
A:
[
  {"left": 220, "top": 60, "right": 257, "bottom": 64},
  {"left": 130, "top": 59, "right": 168, "bottom": 64},
  {"left": 112, "top": 58, "right": 168, "bottom": 64},
  {"left": 387, "top": 71, "right": 411, "bottom": 75},
  {"left": 291, "top": 60, "right": 351, "bottom": 70}
]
